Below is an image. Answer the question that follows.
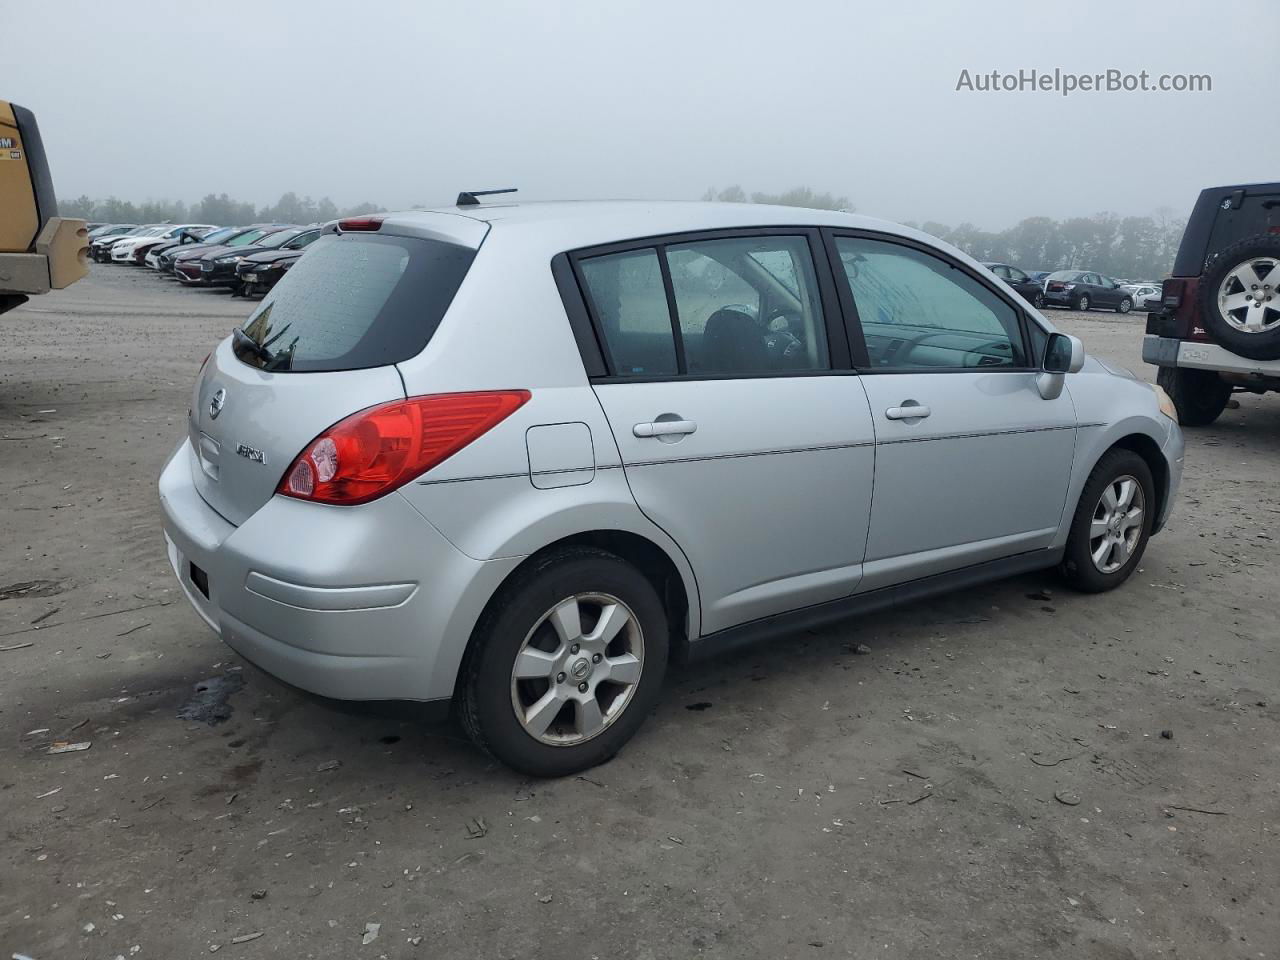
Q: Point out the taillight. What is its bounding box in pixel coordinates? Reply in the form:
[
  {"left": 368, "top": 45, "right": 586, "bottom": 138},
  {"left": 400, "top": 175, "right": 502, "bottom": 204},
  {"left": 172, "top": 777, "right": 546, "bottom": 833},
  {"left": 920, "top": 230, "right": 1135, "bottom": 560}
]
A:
[
  {"left": 278, "top": 390, "right": 531, "bottom": 506},
  {"left": 337, "top": 216, "right": 384, "bottom": 232}
]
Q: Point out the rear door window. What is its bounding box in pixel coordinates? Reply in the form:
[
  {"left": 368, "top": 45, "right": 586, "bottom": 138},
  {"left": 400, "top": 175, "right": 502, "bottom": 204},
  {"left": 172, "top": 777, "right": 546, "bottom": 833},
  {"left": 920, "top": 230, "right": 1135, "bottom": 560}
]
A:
[
  {"left": 233, "top": 233, "right": 475, "bottom": 373},
  {"left": 576, "top": 234, "right": 830, "bottom": 378}
]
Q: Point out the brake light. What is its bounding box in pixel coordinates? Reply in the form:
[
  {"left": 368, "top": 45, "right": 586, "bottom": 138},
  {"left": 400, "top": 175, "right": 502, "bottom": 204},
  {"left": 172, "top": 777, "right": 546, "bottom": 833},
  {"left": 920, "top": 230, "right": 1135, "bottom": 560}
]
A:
[
  {"left": 278, "top": 390, "right": 531, "bottom": 505},
  {"left": 337, "top": 216, "right": 384, "bottom": 232}
]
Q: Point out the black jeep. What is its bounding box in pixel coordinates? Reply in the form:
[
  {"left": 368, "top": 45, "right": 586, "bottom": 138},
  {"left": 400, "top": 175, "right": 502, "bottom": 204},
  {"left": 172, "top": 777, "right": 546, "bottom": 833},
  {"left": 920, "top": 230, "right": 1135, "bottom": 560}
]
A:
[{"left": 1144, "top": 182, "right": 1280, "bottom": 425}]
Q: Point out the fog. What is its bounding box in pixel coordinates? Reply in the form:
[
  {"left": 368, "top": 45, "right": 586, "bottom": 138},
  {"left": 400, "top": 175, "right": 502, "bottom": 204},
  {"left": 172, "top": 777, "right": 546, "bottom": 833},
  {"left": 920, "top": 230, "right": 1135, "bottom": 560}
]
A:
[{"left": 4, "top": 0, "right": 1275, "bottom": 227}]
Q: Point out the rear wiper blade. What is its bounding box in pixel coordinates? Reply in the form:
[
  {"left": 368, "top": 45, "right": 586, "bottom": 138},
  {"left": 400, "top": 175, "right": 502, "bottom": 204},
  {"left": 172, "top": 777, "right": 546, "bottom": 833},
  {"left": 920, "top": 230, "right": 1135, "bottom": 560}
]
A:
[{"left": 232, "top": 326, "right": 273, "bottom": 363}]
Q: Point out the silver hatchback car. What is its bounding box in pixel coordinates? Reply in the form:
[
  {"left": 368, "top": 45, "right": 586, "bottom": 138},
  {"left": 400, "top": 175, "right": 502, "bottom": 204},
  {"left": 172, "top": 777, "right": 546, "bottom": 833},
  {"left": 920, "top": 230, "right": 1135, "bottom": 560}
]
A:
[{"left": 160, "top": 200, "right": 1184, "bottom": 776}]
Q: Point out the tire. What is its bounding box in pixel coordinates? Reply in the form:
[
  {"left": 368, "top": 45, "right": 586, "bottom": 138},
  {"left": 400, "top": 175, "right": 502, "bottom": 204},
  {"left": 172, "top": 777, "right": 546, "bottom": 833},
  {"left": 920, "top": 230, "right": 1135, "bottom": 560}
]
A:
[
  {"left": 458, "top": 547, "right": 669, "bottom": 777},
  {"left": 1076, "top": 294, "right": 1090, "bottom": 312},
  {"left": 1198, "top": 235, "right": 1280, "bottom": 360},
  {"left": 1033, "top": 291, "right": 1045, "bottom": 309},
  {"left": 1059, "top": 449, "right": 1155, "bottom": 593},
  {"left": 1116, "top": 297, "right": 1132, "bottom": 314},
  {"left": 1156, "top": 365, "right": 1230, "bottom": 426}
]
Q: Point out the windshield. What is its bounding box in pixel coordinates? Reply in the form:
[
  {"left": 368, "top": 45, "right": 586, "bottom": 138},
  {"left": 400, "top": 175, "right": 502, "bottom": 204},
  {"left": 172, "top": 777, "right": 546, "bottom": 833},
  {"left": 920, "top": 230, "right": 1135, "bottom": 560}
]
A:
[
  {"left": 234, "top": 233, "right": 474, "bottom": 373},
  {"left": 198, "top": 227, "right": 237, "bottom": 244},
  {"left": 228, "top": 229, "right": 268, "bottom": 246},
  {"left": 285, "top": 230, "right": 321, "bottom": 250},
  {"left": 256, "top": 229, "right": 301, "bottom": 250}
]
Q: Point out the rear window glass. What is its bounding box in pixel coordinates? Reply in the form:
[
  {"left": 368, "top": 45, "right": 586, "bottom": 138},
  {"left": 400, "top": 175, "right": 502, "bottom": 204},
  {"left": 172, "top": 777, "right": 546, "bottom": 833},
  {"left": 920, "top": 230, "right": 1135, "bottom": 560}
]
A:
[
  {"left": 233, "top": 233, "right": 475, "bottom": 373},
  {"left": 1208, "top": 193, "right": 1280, "bottom": 261}
]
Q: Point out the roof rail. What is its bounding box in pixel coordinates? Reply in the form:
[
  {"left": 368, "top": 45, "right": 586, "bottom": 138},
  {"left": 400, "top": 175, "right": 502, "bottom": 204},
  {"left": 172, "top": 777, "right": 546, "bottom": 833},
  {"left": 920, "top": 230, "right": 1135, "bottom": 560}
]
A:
[{"left": 456, "top": 188, "right": 517, "bottom": 207}]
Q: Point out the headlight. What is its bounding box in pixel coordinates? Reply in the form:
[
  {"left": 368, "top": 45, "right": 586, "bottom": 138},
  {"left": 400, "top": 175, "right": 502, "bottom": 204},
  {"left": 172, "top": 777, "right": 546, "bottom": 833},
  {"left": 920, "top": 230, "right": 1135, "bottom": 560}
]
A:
[
  {"left": 1151, "top": 383, "right": 1178, "bottom": 423},
  {"left": 217, "top": 254, "right": 244, "bottom": 263}
]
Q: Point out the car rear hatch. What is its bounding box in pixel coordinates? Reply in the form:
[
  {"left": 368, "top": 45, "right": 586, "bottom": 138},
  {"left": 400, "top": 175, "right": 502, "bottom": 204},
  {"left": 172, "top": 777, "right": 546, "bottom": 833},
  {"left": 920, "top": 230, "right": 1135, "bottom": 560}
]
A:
[{"left": 187, "top": 214, "right": 484, "bottom": 526}]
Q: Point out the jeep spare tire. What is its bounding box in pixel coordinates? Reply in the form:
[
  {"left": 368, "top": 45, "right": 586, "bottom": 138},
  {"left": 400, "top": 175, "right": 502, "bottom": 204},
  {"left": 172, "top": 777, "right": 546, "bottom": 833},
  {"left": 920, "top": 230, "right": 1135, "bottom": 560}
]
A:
[{"left": 1199, "top": 235, "right": 1280, "bottom": 361}]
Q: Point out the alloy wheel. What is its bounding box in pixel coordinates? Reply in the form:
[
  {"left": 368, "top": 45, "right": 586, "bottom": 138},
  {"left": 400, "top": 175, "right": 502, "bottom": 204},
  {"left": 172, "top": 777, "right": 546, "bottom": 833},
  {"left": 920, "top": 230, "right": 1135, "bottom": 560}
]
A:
[
  {"left": 1089, "top": 475, "right": 1145, "bottom": 574},
  {"left": 1216, "top": 257, "right": 1280, "bottom": 333},
  {"left": 509, "top": 592, "right": 645, "bottom": 746}
]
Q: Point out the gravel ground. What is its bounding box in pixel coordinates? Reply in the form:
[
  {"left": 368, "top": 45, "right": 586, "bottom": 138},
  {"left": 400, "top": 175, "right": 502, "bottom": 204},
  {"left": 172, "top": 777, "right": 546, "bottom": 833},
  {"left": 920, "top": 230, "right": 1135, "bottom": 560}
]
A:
[{"left": 2, "top": 266, "right": 1277, "bottom": 959}]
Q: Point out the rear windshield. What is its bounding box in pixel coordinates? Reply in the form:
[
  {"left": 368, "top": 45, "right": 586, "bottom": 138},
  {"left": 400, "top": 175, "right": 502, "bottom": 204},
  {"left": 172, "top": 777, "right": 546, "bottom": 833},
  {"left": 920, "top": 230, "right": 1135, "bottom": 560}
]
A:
[{"left": 232, "top": 233, "right": 475, "bottom": 373}]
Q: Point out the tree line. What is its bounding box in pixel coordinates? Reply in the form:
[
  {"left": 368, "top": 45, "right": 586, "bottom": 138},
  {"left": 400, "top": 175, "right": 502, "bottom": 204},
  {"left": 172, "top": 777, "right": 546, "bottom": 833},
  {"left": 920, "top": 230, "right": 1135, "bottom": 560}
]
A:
[
  {"left": 59, "top": 192, "right": 386, "bottom": 228},
  {"left": 65, "top": 184, "right": 1188, "bottom": 281},
  {"left": 702, "top": 185, "right": 1186, "bottom": 280}
]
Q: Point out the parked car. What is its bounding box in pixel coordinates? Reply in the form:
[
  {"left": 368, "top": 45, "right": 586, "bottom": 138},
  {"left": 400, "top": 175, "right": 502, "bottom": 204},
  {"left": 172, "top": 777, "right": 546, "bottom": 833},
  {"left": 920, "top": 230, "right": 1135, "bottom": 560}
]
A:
[
  {"left": 172, "top": 225, "right": 292, "bottom": 285},
  {"left": 1144, "top": 180, "right": 1280, "bottom": 424},
  {"left": 160, "top": 201, "right": 1183, "bottom": 776},
  {"left": 1122, "top": 282, "right": 1163, "bottom": 310},
  {"left": 156, "top": 226, "right": 253, "bottom": 274},
  {"left": 90, "top": 225, "right": 161, "bottom": 262},
  {"left": 982, "top": 262, "right": 1045, "bottom": 307},
  {"left": 234, "top": 227, "right": 322, "bottom": 297},
  {"left": 111, "top": 223, "right": 217, "bottom": 264},
  {"left": 197, "top": 226, "right": 309, "bottom": 291},
  {"left": 1042, "top": 270, "right": 1134, "bottom": 313},
  {"left": 145, "top": 226, "right": 227, "bottom": 269}
]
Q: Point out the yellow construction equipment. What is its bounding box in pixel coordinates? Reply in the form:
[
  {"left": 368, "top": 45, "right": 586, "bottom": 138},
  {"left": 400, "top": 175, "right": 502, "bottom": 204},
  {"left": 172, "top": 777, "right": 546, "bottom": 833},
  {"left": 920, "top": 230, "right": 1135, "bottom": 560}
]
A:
[{"left": 1, "top": 100, "right": 87, "bottom": 315}]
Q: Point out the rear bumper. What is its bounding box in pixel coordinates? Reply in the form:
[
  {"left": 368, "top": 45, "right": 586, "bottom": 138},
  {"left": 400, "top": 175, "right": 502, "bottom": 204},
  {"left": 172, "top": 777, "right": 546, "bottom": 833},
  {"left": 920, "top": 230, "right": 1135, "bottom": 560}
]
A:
[
  {"left": 1043, "top": 291, "right": 1074, "bottom": 306},
  {"left": 159, "top": 439, "right": 523, "bottom": 702},
  {"left": 1143, "top": 335, "right": 1280, "bottom": 376}
]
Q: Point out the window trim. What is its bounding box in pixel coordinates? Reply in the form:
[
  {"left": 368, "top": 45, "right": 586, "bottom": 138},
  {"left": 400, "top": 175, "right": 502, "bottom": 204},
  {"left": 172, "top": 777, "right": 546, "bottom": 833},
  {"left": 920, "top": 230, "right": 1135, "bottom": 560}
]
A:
[
  {"left": 562, "top": 226, "right": 853, "bottom": 382},
  {"left": 822, "top": 228, "right": 1043, "bottom": 375}
]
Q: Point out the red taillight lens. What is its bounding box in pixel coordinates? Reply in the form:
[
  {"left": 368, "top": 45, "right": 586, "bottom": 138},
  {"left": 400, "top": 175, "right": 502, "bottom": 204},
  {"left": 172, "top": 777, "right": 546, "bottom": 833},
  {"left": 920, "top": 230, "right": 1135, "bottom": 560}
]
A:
[
  {"left": 337, "top": 216, "right": 384, "bottom": 232},
  {"left": 278, "top": 390, "right": 531, "bottom": 506}
]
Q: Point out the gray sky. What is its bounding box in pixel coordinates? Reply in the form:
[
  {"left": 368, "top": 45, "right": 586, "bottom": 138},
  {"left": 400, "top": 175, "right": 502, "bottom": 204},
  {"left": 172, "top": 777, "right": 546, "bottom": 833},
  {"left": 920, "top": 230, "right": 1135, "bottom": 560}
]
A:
[{"left": 4, "top": 0, "right": 1276, "bottom": 228}]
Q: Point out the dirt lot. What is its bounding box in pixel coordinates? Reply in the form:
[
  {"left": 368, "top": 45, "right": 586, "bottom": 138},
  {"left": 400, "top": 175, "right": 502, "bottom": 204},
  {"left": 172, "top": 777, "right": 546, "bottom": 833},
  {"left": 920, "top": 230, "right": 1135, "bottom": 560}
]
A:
[{"left": 2, "top": 266, "right": 1277, "bottom": 960}]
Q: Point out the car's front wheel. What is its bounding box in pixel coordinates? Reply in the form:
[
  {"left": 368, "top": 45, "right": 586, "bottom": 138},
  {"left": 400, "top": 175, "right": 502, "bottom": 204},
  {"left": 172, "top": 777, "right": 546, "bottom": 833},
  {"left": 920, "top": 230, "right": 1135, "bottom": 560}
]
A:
[
  {"left": 458, "top": 547, "right": 669, "bottom": 777},
  {"left": 1033, "top": 291, "right": 1045, "bottom": 309},
  {"left": 1117, "top": 297, "right": 1132, "bottom": 313},
  {"left": 1060, "top": 449, "right": 1154, "bottom": 593}
]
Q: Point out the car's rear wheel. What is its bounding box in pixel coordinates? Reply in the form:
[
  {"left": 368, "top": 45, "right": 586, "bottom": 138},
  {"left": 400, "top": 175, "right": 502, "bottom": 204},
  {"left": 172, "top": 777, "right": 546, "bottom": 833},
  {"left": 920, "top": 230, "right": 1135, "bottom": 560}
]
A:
[
  {"left": 1076, "top": 294, "right": 1091, "bottom": 312},
  {"left": 1060, "top": 449, "right": 1154, "bottom": 593},
  {"left": 1199, "top": 235, "right": 1280, "bottom": 360},
  {"left": 458, "top": 547, "right": 669, "bottom": 777},
  {"left": 1156, "top": 366, "right": 1231, "bottom": 426},
  {"left": 1117, "top": 297, "right": 1132, "bottom": 313}
]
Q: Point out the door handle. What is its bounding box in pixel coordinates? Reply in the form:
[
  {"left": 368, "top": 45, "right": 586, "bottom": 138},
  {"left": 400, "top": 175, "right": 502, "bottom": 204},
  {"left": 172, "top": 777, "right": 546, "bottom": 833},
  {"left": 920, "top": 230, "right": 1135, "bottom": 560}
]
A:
[
  {"left": 885, "top": 404, "right": 931, "bottom": 421},
  {"left": 633, "top": 419, "right": 697, "bottom": 438}
]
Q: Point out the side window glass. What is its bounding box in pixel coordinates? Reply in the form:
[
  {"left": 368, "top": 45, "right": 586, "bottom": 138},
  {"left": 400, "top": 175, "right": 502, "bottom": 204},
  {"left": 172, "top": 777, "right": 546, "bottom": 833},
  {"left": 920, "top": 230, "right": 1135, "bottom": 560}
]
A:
[
  {"left": 834, "top": 236, "right": 1027, "bottom": 370},
  {"left": 665, "top": 236, "right": 829, "bottom": 375},
  {"left": 992, "top": 265, "right": 1010, "bottom": 279},
  {"left": 578, "top": 249, "right": 678, "bottom": 377},
  {"left": 1009, "top": 267, "right": 1029, "bottom": 282}
]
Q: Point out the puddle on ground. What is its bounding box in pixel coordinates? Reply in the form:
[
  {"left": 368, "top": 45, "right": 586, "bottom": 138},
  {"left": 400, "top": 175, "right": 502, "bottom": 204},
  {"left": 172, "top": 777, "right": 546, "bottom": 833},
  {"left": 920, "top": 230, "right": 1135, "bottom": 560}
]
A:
[
  {"left": 0, "top": 579, "right": 64, "bottom": 601},
  {"left": 177, "top": 671, "right": 245, "bottom": 725}
]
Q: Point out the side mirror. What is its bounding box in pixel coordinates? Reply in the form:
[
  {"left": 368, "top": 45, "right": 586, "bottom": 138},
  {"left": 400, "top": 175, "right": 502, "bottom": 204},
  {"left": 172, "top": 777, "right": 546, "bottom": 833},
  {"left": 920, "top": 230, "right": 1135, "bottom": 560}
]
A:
[{"left": 1037, "top": 333, "right": 1085, "bottom": 399}]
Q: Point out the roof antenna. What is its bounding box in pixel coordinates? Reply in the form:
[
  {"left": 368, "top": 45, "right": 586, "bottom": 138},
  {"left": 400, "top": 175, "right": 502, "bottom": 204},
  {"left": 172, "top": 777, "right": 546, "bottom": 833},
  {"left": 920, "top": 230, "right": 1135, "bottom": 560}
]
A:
[{"left": 456, "top": 188, "right": 517, "bottom": 207}]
